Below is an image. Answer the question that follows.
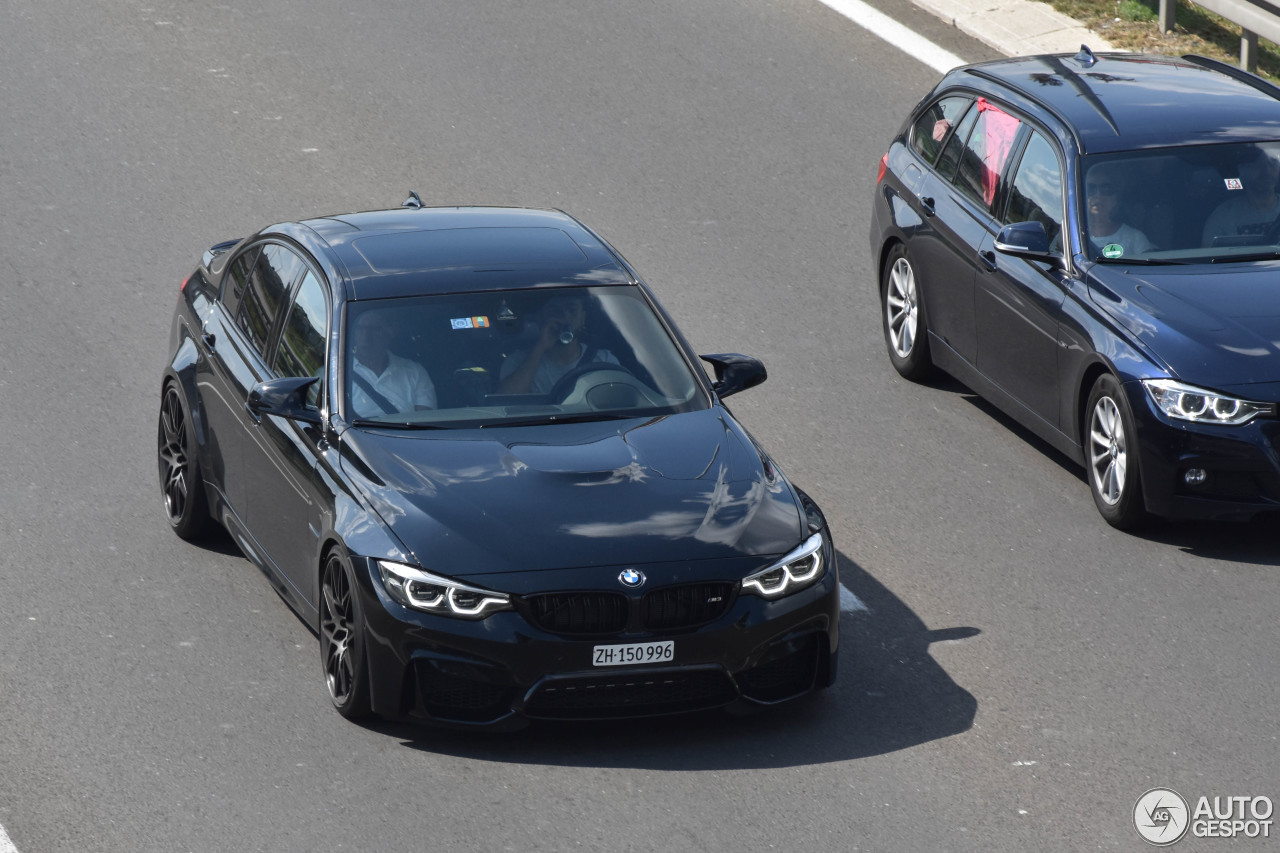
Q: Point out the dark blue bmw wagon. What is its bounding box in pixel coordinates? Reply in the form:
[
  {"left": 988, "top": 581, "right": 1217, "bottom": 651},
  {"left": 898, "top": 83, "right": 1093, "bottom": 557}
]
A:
[
  {"left": 160, "top": 201, "right": 839, "bottom": 726},
  {"left": 871, "top": 48, "right": 1280, "bottom": 528}
]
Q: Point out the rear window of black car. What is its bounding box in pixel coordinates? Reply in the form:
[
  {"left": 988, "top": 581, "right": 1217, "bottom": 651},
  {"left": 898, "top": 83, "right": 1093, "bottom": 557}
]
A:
[
  {"left": 238, "top": 244, "right": 306, "bottom": 358},
  {"left": 910, "top": 95, "right": 973, "bottom": 166}
]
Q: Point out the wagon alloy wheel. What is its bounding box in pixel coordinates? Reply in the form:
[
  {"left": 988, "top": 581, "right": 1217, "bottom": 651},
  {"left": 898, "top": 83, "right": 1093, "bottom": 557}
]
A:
[
  {"left": 1085, "top": 375, "right": 1146, "bottom": 529},
  {"left": 157, "top": 382, "right": 213, "bottom": 540},
  {"left": 320, "top": 551, "right": 372, "bottom": 719},
  {"left": 886, "top": 258, "right": 918, "bottom": 358},
  {"left": 881, "top": 245, "right": 933, "bottom": 381},
  {"left": 1090, "top": 396, "right": 1127, "bottom": 505}
]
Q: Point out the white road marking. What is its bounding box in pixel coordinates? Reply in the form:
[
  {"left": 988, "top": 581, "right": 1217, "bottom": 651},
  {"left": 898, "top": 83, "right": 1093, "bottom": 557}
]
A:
[
  {"left": 840, "top": 584, "right": 870, "bottom": 613},
  {"left": 1, "top": 821, "right": 19, "bottom": 853},
  {"left": 814, "top": 0, "right": 968, "bottom": 74}
]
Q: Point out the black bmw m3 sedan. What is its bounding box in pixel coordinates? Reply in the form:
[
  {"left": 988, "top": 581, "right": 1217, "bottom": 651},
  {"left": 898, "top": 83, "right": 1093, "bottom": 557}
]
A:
[{"left": 159, "top": 201, "right": 839, "bottom": 727}]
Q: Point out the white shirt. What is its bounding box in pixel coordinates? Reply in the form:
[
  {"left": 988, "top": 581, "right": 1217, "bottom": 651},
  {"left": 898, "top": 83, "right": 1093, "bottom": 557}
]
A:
[
  {"left": 1090, "top": 222, "right": 1152, "bottom": 257},
  {"left": 350, "top": 352, "right": 436, "bottom": 416}
]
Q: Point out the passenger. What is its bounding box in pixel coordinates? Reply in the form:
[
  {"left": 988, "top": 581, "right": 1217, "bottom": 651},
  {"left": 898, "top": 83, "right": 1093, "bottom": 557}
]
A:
[
  {"left": 1086, "top": 162, "right": 1152, "bottom": 257},
  {"left": 1202, "top": 146, "right": 1280, "bottom": 246},
  {"left": 349, "top": 309, "right": 436, "bottom": 415},
  {"left": 498, "top": 294, "right": 619, "bottom": 394}
]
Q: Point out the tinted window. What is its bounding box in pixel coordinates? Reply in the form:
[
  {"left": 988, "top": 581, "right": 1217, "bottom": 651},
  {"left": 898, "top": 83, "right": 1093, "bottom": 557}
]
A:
[
  {"left": 343, "top": 286, "right": 708, "bottom": 427},
  {"left": 1081, "top": 141, "right": 1280, "bottom": 261},
  {"left": 935, "top": 103, "right": 980, "bottom": 183},
  {"left": 955, "top": 100, "right": 1022, "bottom": 209},
  {"left": 911, "top": 96, "right": 973, "bottom": 166},
  {"left": 272, "top": 271, "right": 328, "bottom": 408},
  {"left": 237, "top": 244, "right": 305, "bottom": 358},
  {"left": 221, "top": 246, "right": 260, "bottom": 316},
  {"left": 1004, "top": 132, "right": 1064, "bottom": 252}
]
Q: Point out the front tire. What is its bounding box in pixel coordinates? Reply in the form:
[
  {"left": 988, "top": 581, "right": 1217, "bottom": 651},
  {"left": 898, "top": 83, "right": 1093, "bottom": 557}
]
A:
[
  {"left": 881, "top": 244, "right": 933, "bottom": 381},
  {"left": 157, "top": 382, "right": 215, "bottom": 540},
  {"left": 1086, "top": 375, "right": 1147, "bottom": 529},
  {"left": 320, "top": 547, "right": 373, "bottom": 720}
]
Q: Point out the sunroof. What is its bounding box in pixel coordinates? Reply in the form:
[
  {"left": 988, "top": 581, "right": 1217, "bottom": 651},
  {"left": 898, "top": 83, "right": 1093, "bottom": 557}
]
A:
[{"left": 352, "top": 227, "right": 589, "bottom": 273}]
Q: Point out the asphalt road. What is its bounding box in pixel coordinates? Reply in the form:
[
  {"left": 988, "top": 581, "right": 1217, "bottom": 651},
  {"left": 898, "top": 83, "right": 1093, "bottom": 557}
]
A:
[{"left": 1, "top": 1, "right": 1275, "bottom": 851}]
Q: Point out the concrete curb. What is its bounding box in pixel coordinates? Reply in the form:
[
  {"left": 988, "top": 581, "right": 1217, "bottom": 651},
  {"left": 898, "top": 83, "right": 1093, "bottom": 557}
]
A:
[{"left": 911, "top": 0, "right": 1116, "bottom": 57}]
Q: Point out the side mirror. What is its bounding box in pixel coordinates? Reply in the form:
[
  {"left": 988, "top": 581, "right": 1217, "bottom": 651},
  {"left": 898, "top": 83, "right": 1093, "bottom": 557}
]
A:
[
  {"left": 995, "top": 221, "right": 1061, "bottom": 267},
  {"left": 700, "top": 353, "right": 767, "bottom": 399},
  {"left": 248, "top": 376, "right": 321, "bottom": 424}
]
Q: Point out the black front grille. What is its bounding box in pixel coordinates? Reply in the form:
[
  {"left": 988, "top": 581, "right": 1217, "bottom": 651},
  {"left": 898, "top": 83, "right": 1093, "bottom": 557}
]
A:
[
  {"left": 525, "top": 592, "right": 629, "bottom": 635},
  {"left": 642, "top": 583, "right": 733, "bottom": 631},
  {"left": 524, "top": 583, "right": 735, "bottom": 637},
  {"left": 523, "top": 669, "right": 737, "bottom": 719}
]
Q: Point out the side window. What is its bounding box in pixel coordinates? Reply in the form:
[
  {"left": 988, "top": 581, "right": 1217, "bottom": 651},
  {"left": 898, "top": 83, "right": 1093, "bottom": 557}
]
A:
[
  {"left": 237, "top": 243, "right": 305, "bottom": 358},
  {"left": 272, "top": 270, "right": 328, "bottom": 408},
  {"left": 1003, "top": 131, "right": 1065, "bottom": 253},
  {"left": 954, "top": 99, "right": 1023, "bottom": 209},
  {"left": 910, "top": 96, "right": 974, "bottom": 166},
  {"left": 936, "top": 103, "right": 980, "bottom": 183},
  {"left": 221, "top": 246, "right": 260, "bottom": 317}
]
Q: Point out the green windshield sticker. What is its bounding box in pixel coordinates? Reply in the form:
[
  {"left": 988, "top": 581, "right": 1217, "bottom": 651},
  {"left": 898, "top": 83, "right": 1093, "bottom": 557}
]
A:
[{"left": 1102, "top": 243, "right": 1124, "bottom": 259}]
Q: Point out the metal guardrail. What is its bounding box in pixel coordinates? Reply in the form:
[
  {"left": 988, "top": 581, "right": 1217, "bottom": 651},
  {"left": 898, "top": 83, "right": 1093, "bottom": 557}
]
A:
[{"left": 1159, "top": 0, "right": 1280, "bottom": 70}]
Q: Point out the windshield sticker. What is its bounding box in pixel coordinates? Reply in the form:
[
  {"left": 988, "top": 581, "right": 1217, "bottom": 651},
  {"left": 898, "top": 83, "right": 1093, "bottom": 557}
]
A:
[
  {"left": 1226, "top": 178, "right": 1244, "bottom": 190},
  {"left": 1102, "top": 243, "right": 1125, "bottom": 259},
  {"left": 450, "top": 316, "right": 490, "bottom": 330}
]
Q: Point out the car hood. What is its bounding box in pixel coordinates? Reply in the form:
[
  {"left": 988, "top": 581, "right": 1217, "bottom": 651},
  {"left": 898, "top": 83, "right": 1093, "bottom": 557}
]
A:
[
  {"left": 338, "top": 408, "right": 805, "bottom": 577},
  {"left": 1087, "top": 262, "right": 1280, "bottom": 389}
]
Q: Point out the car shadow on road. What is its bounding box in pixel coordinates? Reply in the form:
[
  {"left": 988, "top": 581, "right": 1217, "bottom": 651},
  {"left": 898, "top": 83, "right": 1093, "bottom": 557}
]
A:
[
  {"left": 917, "top": 374, "right": 1279, "bottom": 563},
  {"left": 381, "top": 550, "right": 979, "bottom": 769},
  {"left": 1133, "top": 515, "right": 1279, "bottom": 564}
]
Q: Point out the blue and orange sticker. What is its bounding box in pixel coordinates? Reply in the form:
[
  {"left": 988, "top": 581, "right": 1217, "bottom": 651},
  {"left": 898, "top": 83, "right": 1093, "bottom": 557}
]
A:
[{"left": 450, "top": 316, "right": 490, "bottom": 330}]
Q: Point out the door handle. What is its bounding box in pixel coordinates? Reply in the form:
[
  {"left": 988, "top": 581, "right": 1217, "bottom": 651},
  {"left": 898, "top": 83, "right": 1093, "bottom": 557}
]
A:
[
  {"left": 202, "top": 332, "right": 217, "bottom": 349},
  {"left": 920, "top": 196, "right": 936, "bottom": 217},
  {"left": 979, "top": 250, "right": 997, "bottom": 270}
]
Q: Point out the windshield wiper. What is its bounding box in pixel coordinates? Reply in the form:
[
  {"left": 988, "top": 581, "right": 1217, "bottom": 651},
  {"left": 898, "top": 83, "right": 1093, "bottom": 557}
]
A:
[
  {"left": 1210, "top": 250, "right": 1280, "bottom": 263},
  {"left": 350, "top": 418, "right": 450, "bottom": 430},
  {"left": 479, "top": 412, "right": 641, "bottom": 429},
  {"left": 1091, "top": 256, "right": 1188, "bottom": 265}
]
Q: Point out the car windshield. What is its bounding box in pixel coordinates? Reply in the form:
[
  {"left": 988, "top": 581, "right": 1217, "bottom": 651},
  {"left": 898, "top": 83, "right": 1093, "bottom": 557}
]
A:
[
  {"left": 1082, "top": 141, "right": 1280, "bottom": 263},
  {"left": 342, "top": 285, "right": 709, "bottom": 428}
]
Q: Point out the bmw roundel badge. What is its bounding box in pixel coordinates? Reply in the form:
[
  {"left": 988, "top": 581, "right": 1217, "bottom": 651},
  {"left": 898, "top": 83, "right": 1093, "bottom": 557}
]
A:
[{"left": 618, "top": 568, "right": 646, "bottom": 588}]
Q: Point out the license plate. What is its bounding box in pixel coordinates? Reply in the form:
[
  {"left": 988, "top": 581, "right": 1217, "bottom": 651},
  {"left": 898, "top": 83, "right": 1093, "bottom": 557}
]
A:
[{"left": 592, "top": 640, "right": 674, "bottom": 667}]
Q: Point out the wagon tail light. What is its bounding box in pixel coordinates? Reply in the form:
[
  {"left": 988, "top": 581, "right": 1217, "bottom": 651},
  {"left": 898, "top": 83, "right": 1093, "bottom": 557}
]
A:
[{"left": 877, "top": 153, "right": 889, "bottom": 184}]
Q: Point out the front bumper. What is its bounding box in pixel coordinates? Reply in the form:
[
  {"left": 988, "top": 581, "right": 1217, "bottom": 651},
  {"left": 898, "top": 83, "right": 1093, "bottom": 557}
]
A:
[
  {"left": 1126, "top": 381, "right": 1280, "bottom": 521},
  {"left": 352, "top": 551, "right": 841, "bottom": 728}
]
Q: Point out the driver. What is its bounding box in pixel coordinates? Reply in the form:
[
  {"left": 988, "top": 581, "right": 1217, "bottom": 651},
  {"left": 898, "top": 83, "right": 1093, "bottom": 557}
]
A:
[{"left": 498, "top": 294, "right": 619, "bottom": 394}]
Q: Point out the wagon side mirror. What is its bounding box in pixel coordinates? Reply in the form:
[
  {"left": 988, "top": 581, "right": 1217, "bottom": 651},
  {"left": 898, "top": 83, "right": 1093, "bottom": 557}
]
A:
[
  {"left": 248, "top": 376, "right": 321, "bottom": 424},
  {"left": 700, "top": 353, "right": 767, "bottom": 399},
  {"left": 995, "top": 221, "right": 1063, "bottom": 267}
]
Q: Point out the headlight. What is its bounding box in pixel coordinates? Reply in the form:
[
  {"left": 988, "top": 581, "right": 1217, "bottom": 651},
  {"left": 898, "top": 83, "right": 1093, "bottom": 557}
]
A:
[
  {"left": 1142, "top": 379, "right": 1274, "bottom": 426},
  {"left": 741, "top": 533, "right": 826, "bottom": 599},
  {"left": 376, "top": 560, "right": 512, "bottom": 619}
]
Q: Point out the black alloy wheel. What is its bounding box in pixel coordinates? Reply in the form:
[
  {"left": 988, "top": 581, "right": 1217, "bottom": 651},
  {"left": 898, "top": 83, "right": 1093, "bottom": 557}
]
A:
[
  {"left": 320, "top": 548, "right": 372, "bottom": 719},
  {"left": 158, "top": 382, "right": 214, "bottom": 540},
  {"left": 881, "top": 244, "right": 933, "bottom": 381},
  {"left": 1085, "top": 374, "right": 1147, "bottom": 529}
]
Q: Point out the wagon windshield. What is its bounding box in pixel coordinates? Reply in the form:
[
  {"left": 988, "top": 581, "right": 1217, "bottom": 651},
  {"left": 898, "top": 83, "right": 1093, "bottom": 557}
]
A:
[
  {"left": 1082, "top": 141, "right": 1280, "bottom": 263},
  {"left": 342, "top": 286, "right": 709, "bottom": 428}
]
